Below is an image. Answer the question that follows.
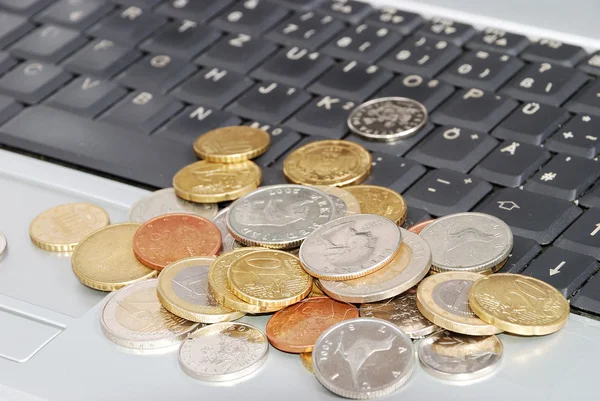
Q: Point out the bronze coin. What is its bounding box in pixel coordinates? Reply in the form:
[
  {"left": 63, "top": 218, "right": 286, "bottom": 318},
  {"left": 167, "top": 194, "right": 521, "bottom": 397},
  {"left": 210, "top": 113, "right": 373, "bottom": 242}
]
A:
[{"left": 408, "top": 219, "right": 436, "bottom": 235}]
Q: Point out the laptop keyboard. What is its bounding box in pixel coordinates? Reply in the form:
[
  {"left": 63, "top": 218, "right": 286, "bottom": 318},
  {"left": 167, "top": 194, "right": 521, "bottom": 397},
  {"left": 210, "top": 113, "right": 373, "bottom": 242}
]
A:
[{"left": 0, "top": 0, "right": 600, "bottom": 316}]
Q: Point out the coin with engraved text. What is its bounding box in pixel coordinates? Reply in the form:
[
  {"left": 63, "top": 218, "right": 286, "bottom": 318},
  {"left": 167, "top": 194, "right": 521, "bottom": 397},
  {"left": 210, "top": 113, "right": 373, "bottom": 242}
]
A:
[
  {"left": 128, "top": 188, "right": 218, "bottom": 223},
  {"left": 212, "top": 207, "right": 246, "bottom": 253}
]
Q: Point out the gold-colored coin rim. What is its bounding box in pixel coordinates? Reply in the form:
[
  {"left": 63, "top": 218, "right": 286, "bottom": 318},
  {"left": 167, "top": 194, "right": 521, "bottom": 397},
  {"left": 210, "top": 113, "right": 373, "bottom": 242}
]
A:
[
  {"left": 314, "top": 185, "right": 361, "bottom": 215},
  {"left": 344, "top": 185, "right": 407, "bottom": 225},
  {"left": 300, "top": 352, "right": 314, "bottom": 374},
  {"left": 193, "top": 126, "right": 271, "bottom": 163}
]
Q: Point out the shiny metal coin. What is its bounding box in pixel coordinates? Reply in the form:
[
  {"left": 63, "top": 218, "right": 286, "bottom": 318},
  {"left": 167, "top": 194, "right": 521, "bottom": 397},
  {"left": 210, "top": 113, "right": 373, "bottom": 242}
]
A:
[
  {"left": 212, "top": 207, "right": 246, "bottom": 252},
  {"left": 347, "top": 97, "right": 428, "bottom": 142},
  {"left": 313, "top": 318, "right": 415, "bottom": 399},
  {"left": 128, "top": 187, "right": 218, "bottom": 223},
  {"left": 314, "top": 185, "right": 361, "bottom": 216},
  {"left": 418, "top": 331, "right": 503, "bottom": 381},
  {"left": 178, "top": 322, "right": 269, "bottom": 382},
  {"left": 420, "top": 212, "right": 513, "bottom": 273},
  {"left": 227, "top": 184, "right": 336, "bottom": 249},
  {"left": 0, "top": 232, "right": 6, "bottom": 258}
]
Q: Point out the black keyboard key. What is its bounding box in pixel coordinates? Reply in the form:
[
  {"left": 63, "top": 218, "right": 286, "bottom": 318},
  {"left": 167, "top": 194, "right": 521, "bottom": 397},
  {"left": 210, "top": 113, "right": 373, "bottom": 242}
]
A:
[
  {"left": 246, "top": 121, "right": 303, "bottom": 167},
  {"left": 403, "top": 168, "right": 492, "bottom": 216},
  {"left": 87, "top": 6, "right": 165, "bottom": 46},
  {"left": 363, "top": 153, "right": 426, "bottom": 193},
  {"left": 172, "top": 67, "right": 253, "bottom": 109},
  {"left": 0, "top": 51, "right": 16, "bottom": 74},
  {"left": 565, "top": 79, "right": 600, "bottom": 117},
  {"left": 227, "top": 82, "right": 311, "bottom": 124},
  {"left": 578, "top": 51, "right": 600, "bottom": 77},
  {"left": 317, "top": 0, "right": 373, "bottom": 24},
  {"left": 346, "top": 122, "right": 434, "bottom": 157},
  {"left": 400, "top": 207, "right": 431, "bottom": 230},
  {"left": 379, "top": 35, "right": 461, "bottom": 77},
  {"left": 212, "top": 0, "right": 288, "bottom": 36},
  {"left": 365, "top": 7, "right": 422, "bottom": 35},
  {"left": 11, "top": 25, "right": 87, "bottom": 63},
  {"left": 195, "top": 33, "right": 277, "bottom": 75},
  {"left": 581, "top": 183, "right": 600, "bottom": 209},
  {"left": 571, "top": 273, "right": 600, "bottom": 316},
  {"left": 0, "top": 11, "right": 33, "bottom": 48},
  {"left": 251, "top": 47, "right": 334, "bottom": 88},
  {"left": 112, "top": 0, "right": 161, "bottom": 9},
  {"left": 63, "top": 38, "right": 140, "bottom": 79},
  {"left": 431, "top": 88, "right": 517, "bottom": 133},
  {"left": 36, "top": 0, "right": 113, "bottom": 30},
  {"left": 322, "top": 23, "right": 402, "bottom": 64},
  {"left": 500, "top": 62, "right": 589, "bottom": 107},
  {"left": 471, "top": 140, "right": 551, "bottom": 188},
  {"left": 545, "top": 114, "right": 600, "bottom": 158},
  {"left": 118, "top": 54, "right": 196, "bottom": 94},
  {"left": 0, "top": 61, "right": 71, "bottom": 104},
  {"left": 492, "top": 101, "right": 569, "bottom": 145},
  {"left": 466, "top": 28, "right": 530, "bottom": 56},
  {"left": 267, "top": 11, "right": 345, "bottom": 50},
  {"left": 497, "top": 236, "right": 541, "bottom": 274},
  {"left": 156, "top": 0, "right": 234, "bottom": 24},
  {"left": 0, "top": 0, "right": 53, "bottom": 15},
  {"left": 407, "top": 125, "right": 497, "bottom": 173},
  {"left": 140, "top": 21, "right": 221, "bottom": 61},
  {"left": 0, "top": 93, "right": 22, "bottom": 125},
  {"left": 418, "top": 18, "right": 475, "bottom": 46},
  {"left": 100, "top": 91, "right": 183, "bottom": 135},
  {"left": 275, "top": 0, "right": 326, "bottom": 10},
  {"left": 308, "top": 61, "right": 392, "bottom": 102},
  {"left": 285, "top": 95, "right": 355, "bottom": 138},
  {"left": 476, "top": 188, "right": 582, "bottom": 244},
  {"left": 555, "top": 208, "right": 600, "bottom": 260},
  {"left": 521, "top": 39, "right": 587, "bottom": 68},
  {"left": 375, "top": 74, "right": 454, "bottom": 112},
  {"left": 46, "top": 76, "right": 126, "bottom": 118},
  {"left": 261, "top": 166, "right": 288, "bottom": 186}
]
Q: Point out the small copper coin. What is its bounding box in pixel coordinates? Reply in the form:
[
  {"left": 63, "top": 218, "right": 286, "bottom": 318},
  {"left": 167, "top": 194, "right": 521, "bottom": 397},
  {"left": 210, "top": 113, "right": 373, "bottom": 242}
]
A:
[
  {"left": 408, "top": 219, "right": 436, "bottom": 235},
  {"left": 266, "top": 297, "right": 358, "bottom": 353},
  {"left": 133, "top": 214, "right": 221, "bottom": 271}
]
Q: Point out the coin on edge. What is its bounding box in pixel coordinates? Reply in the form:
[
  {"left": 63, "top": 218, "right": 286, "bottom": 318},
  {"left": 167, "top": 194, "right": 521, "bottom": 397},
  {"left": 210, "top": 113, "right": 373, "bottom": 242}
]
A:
[
  {"left": 0, "top": 232, "right": 6, "bottom": 258},
  {"left": 345, "top": 185, "right": 407, "bottom": 225},
  {"left": 408, "top": 219, "right": 436, "bottom": 234},
  {"left": 266, "top": 297, "right": 359, "bottom": 353},
  {"left": 30, "top": 203, "right": 110, "bottom": 252},
  {"left": 157, "top": 256, "right": 245, "bottom": 323},
  {"left": 283, "top": 140, "right": 371, "bottom": 186},
  {"left": 300, "top": 352, "right": 314, "bottom": 374},
  {"left": 100, "top": 279, "right": 198, "bottom": 350},
  {"left": 212, "top": 207, "right": 246, "bottom": 253},
  {"left": 469, "top": 273, "right": 569, "bottom": 336},
  {"left": 128, "top": 187, "right": 217, "bottom": 223},
  {"left": 133, "top": 214, "right": 221, "bottom": 271},
  {"left": 416, "top": 271, "right": 501, "bottom": 336},
  {"left": 319, "top": 228, "right": 431, "bottom": 302},
  {"left": 179, "top": 322, "right": 269, "bottom": 382},
  {"left": 72, "top": 223, "right": 157, "bottom": 291},
  {"left": 420, "top": 212, "right": 513, "bottom": 273},
  {"left": 313, "top": 318, "right": 415, "bottom": 399},
  {"left": 227, "top": 184, "right": 336, "bottom": 249},
  {"left": 173, "top": 160, "right": 261, "bottom": 203},
  {"left": 314, "top": 185, "right": 361, "bottom": 216},
  {"left": 193, "top": 126, "right": 271, "bottom": 163},
  {"left": 347, "top": 97, "right": 428, "bottom": 141},
  {"left": 419, "top": 331, "right": 503, "bottom": 381},
  {"left": 300, "top": 214, "right": 401, "bottom": 281}
]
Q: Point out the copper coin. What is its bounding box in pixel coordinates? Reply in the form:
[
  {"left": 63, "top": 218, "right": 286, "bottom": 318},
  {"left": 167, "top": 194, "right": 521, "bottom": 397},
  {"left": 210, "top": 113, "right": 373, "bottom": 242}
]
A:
[
  {"left": 265, "top": 297, "right": 358, "bottom": 353},
  {"left": 132, "top": 213, "right": 222, "bottom": 271},
  {"left": 408, "top": 219, "right": 436, "bottom": 235}
]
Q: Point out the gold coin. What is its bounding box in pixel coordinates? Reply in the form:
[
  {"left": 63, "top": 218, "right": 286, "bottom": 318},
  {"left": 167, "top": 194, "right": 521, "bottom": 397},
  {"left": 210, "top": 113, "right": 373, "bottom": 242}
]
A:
[
  {"left": 30, "top": 203, "right": 110, "bottom": 252},
  {"left": 469, "top": 273, "right": 569, "bottom": 336},
  {"left": 416, "top": 271, "right": 502, "bottom": 336},
  {"left": 345, "top": 185, "right": 407, "bottom": 224},
  {"left": 314, "top": 185, "right": 361, "bottom": 215},
  {"left": 173, "top": 160, "right": 261, "bottom": 203},
  {"left": 157, "top": 256, "right": 245, "bottom": 323},
  {"left": 309, "top": 283, "right": 325, "bottom": 298},
  {"left": 71, "top": 223, "right": 157, "bottom": 291},
  {"left": 283, "top": 140, "right": 371, "bottom": 186},
  {"left": 300, "top": 352, "right": 314, "bottom": 374},
  {"left": 193, "top": 126, "right": 271, "bottom": 163},
  {"left": 227, "top": 249, "right": 312, "bottom": 310}
]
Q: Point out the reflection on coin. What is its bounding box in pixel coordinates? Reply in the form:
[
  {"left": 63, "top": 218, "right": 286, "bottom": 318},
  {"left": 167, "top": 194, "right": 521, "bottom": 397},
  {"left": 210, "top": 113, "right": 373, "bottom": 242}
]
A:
[
  {"left": 227, "top": 185, "right": 336, "bottom": 249},
  {"left": 128, "top": 188, "right": 217, "bottom": 223},
  {"left": 300, "top": 214, "right": 401, "bottom": 281},
  {"left": 283, "top": 140, "right": 371, "bottom": 186},
  {"left": 100, "top": 279, "right": 198, "bottom": 350},
  {"left": 469, "top": 274, "right": 569, "bottom": 336},
  {"left": 347, "top": 97, "right": 428, "bottom": 141},
  {"left": 30, "top": 203, "right": 110, "bottom": 252},
  {"left": 345, "top": 185, "right": 407, "bottom": 225},
  {"left": 300, "top": 352, "right": 314, "bottom": 374},
  {"left": 408, "top": 219, "right": 435, "bottom": 234},
  {"left": 420, "top": 212, "right": 513, "bottom": 273},
  {"left": 157, "top": 256, "right": 245, "bottom": 323},
  {"left": 72, "top": 223, "right": 157, "bottom": 291},
  {"left": 314, "top": 185, "right": 361, "bottom": 216},
  {"left": 416, "top": 271, "right": 501, "bottom": 336},
  {"left": 212, "top": 207, "right": 246, "bottom": 253},
  {"left": 319, "top": 229, "right": 431, "bottom": 302},
  {"left": 360, "top": 287, "right": 438, "bottom": 339},
  {"left": 0, "top": 232, "right": 6, "bottom": 258},
  {"left": 313, "top": 318, "right": 415, "bottom": 399},
  {"left": 418, "top": 331, "right": 503, "bottom": 381},
  {"left": 193, "top": 126, "right": 271, "bottom": 163},
  {"left": 178, "top": 322, "right": 269, "bottom": 382},
  {"left": 173, "top": 160, "right": 261, "bottom": 203},
  {"left": 309, "top": 282, "right": 325, "bottom": 298}
]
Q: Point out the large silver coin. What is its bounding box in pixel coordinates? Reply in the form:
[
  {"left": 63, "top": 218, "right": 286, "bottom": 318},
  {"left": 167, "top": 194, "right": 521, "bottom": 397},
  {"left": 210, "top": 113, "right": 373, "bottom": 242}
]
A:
[
  {"left": 300, "top": 214, "right": 401, "bottom": 281},
  {"left": 128, "top": 187, "right": 218, "bottom": 223},
  {"left": 347, "top": 97, "right": 428, "bottom": 142},
  {"left": 360, "top": 287, "right": 438, "bottom": 339},
  {"left": 314, "top": 185, "right": 361, "bottom": 217},
  {"left": 418, "top": 331, "right": 503, "bottom": 381},
  {"left": 179, "top": 322, "right": 269, "bottom": 382},
  {"left": 420, "top": 212, "right": 513, "bottom": 273},
  {"left": 318, "top": 228, "right": 430, "bottom": 301},
  {"left": 212, "top": 207, "right": 246, "bottom": 253},
  {"left": 313, "top": 318, "right": 414, "bottom": 399},
  {"left": 0, "top": 232, "right": 6, "bottom": 258},
  {"left": 227, "top": 184, "right": 336, "bottom": 249}
]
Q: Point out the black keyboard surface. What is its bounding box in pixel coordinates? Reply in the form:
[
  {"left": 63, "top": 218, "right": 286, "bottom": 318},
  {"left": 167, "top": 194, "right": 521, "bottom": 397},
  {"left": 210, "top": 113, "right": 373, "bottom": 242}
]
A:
[{"left": 1, "top": 0, "right": 600, "bottom": 315}]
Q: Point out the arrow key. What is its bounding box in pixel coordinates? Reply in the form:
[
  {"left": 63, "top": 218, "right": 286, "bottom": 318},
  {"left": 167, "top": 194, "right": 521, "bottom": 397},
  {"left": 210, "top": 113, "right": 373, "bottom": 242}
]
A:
[{"left": 555, "top": 208, "right": 600, "bottom": 260}]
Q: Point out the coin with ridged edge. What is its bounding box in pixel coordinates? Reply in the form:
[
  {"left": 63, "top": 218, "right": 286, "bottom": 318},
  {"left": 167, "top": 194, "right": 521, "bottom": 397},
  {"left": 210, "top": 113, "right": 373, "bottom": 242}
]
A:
[
  {"left": 314, "top": 185, "right": 361, "bottom": 217},
  {"left": 193, "top": 126, "right": 271, "bottom": 163},
  {"left": 345, "top": 185, "right": 407, "bottom": 225},
  {"left": 300, "top": 352, "right": 314, "bottom": 374},
  {"left": 128, "top": 188, "right": 217, "bottom": 223},
  {"left": 212, "top": 207, "right": 245, "bottom": 253}
]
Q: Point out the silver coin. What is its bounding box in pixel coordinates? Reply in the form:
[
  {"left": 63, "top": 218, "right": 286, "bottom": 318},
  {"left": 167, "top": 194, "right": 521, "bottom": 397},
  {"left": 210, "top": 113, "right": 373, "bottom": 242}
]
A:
[
  {"left": 212, "top": 207, "right": 246, "bottom": 252},
  {"left": 227, "top": 184, "right": 336, "bottom": 249},
  {"left": 313, "top": 317, "right": 415, "bottom": 399},
  {"left": 178, "top": 322, "right": 269, "bottom": 382},
  {"left": 419, "top": 212, "right": 513, "bottom": 273},
  {"left": 418, "top": 331, "right": 503, "bottom": 381},
  {"left": 347, "top": 97, "right": 428, "bottom": 142},
  {"left": 360, "top": 287, "right": 438, "bottom": 339},
  {"left": 128, "top": 187, "right": 218, "bottom": 223},
  {"left": 0, "top": 232, "right": 6, "bottom": 258},
  {"left": 318, "top": 228, "right": 431, "bottom": 302},
  {"left": 315, "top": 185, "right": 361, "bottom": 216},
  {"left": 300, "top": 214, "right": 401, "bottom": 280},
  {"left": 100, "top": 279, "right": 198, "bottom": 350}
]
